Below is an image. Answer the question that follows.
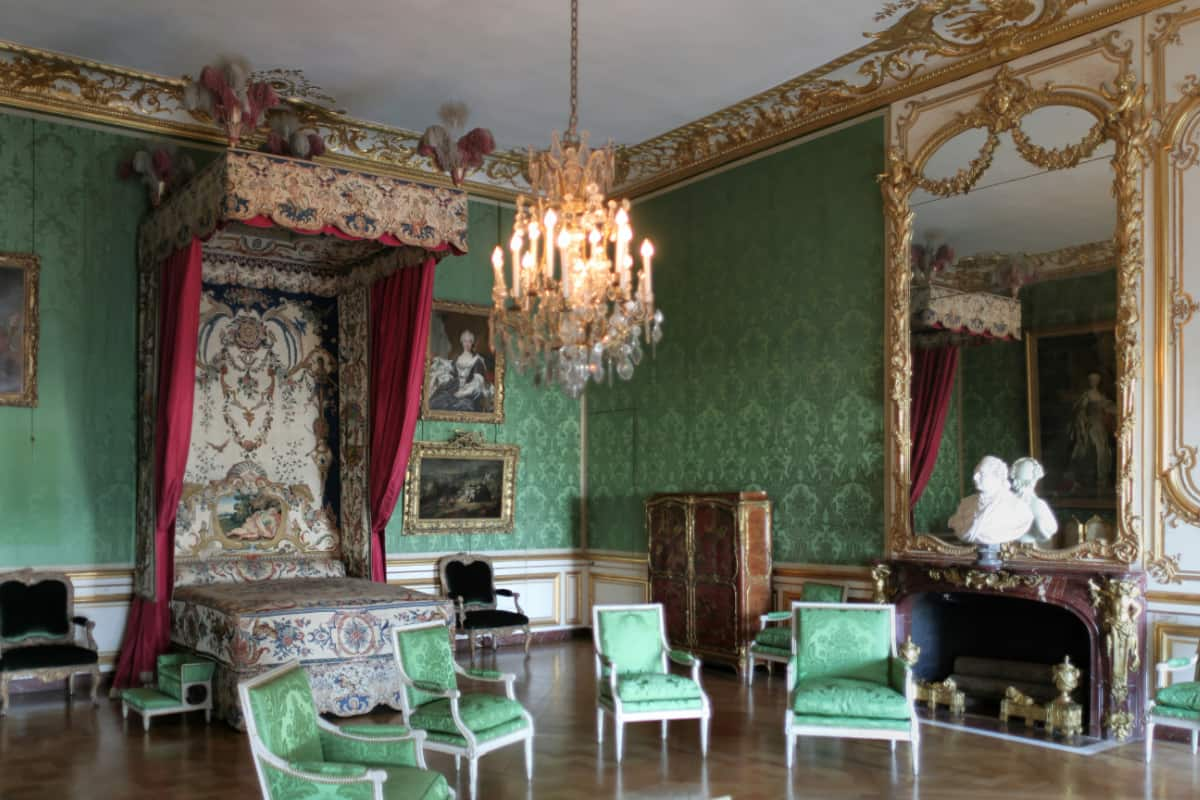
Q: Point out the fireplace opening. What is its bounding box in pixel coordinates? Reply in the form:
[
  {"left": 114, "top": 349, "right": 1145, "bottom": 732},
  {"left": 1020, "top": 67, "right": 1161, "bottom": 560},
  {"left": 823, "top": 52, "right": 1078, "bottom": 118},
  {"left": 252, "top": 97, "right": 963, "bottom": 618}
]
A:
[{"left": 909, "top": 591, "right": 1092, "bottom": 727}]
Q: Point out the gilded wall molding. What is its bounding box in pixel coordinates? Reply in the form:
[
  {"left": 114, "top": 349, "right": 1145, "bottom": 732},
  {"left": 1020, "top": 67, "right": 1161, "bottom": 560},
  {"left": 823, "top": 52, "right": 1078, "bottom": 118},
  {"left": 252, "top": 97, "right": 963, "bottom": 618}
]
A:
[
  {"left": 1150, "top": 7, "right": 1200, "bottom": 577},
  {"left": 0, "top": 1, "right": 1180, "bottom": 202},
  {"left": 880, "top": 59, "right": 1147, "bottom": 567}
]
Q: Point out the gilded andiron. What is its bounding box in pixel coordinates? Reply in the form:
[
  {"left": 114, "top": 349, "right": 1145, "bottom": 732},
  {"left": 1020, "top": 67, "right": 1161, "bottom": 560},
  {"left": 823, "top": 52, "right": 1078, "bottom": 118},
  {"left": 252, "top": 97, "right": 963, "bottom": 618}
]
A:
[
  {"left": 916, "top": 678, "right": 965, "bottom": 716},
  {"left": 999, "top": 687, "right": 1047, "bottom": 727},
  {"left": 1045, "top": 656, "right": 1083, "bottom": 738}
]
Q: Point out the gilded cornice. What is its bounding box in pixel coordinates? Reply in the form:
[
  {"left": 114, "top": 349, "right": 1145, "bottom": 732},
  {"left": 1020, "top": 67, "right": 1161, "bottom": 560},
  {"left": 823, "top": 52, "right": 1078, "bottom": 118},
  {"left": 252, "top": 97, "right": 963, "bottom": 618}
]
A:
[{"left": 0, "top": 0, "right": 1180, "bottom": 200}]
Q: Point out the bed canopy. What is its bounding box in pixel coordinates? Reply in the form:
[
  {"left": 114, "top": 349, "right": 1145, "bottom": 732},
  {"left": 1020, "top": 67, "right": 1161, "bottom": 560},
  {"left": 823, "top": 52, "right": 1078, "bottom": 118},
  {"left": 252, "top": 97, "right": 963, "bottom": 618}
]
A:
[{"left": 115, "top": 150, "right": 468, "bottom": 689}]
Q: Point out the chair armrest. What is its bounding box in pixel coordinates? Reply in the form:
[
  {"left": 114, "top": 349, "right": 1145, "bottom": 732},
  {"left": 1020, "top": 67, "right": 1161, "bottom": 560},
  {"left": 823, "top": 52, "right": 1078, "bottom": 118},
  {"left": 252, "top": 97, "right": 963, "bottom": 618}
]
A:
[
  {"left": 410, "top": 680, "right": 459, "bottom": 699},
  {"left": 289, "top": 761, "right": 370, "bottom": 779},
  {"left": 1156, "top": 654, "right": 1199, "bottom": 687},
  {"left": 456, "top": 664, "right": 517, "bottom": 699},
  {"left": 250, "top": 739, "right": 383, "bottom": 795},
  {"left": 668, "top": 649, "right": 697, "bottom": 667},
  {"left": 71, "top": 616, "right": 98, "bottom": 651},
  {"left": 889, "top": 656, "right": 915, "bottom": 700},
  {"left": 496, "top": 588, "right": 525, "bottom": 615},
  {"left": 317, "top": 719, "right": 426, "bottom": 769},
  {"left": 761, "top": 611, "right": 791, "bottom": 628}
]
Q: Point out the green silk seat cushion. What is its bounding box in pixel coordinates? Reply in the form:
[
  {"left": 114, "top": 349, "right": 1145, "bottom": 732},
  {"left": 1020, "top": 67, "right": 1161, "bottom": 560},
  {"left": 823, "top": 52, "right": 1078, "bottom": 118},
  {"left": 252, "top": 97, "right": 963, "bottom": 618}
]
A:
[
  {"left": 379, "top": 765, "right": 451, "bottom": 800},
  {"left": 794, "top": 607, "right": 890, "bottom": 686},
  {"left": 598, "top": 694, "right": 704, "bottom": 713},
  {"left": 750, "top": 643, "right": 790, "bottom": 658},
  {"left": 394, "top": 624, "right": 458, "bottom": 708},
  {"left": 597, "top": 608, "right": 664, "bottom": 675},
  {"left": 791, "top": 713, "right": 911, "bottom": 732},
  {"left": 801, "top": 583, "right": 845, "bottom": 603},
  {"left": 599, "top": 672, "right": 702, "bottom": 703},
  {"left": 409, "top": 693, "right": 526, "bottom": 737},
  {"left": 244, "top": 666, "right": 324, "bottom": 763},
  {"left": 122, "top": 688, "right": 183, "bottom": 711},
  {"left": 1153, "top": 704, "right": 1200, "bottom": 722},
  {"left": 422, "top": 716, "right": 529, "bottom": 747},
  {"left": 792, "top": 677, "right": 910, "bottom": 720},
  {"left": 1157, "top": 681, "right": 1200, "bottom": 712},
  {"left": 754, "top": 627, "right": 790, "bottom": 649}
]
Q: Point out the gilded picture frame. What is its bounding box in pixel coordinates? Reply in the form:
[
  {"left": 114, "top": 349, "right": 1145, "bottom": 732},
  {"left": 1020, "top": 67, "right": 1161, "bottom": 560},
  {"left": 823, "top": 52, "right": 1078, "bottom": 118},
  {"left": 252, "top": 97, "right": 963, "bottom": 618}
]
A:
[
  {"left": 403, "top": 431, "right": 518, "bottom": 535},
  {"left": 421, "top": 300, "right": 505, "bottom": 424},
  {"left": 1026, "top": 322, "right": 1118, "bottom": 509},
  {"left": 0, "top": 252, "right": 39, "bottom": 408}
]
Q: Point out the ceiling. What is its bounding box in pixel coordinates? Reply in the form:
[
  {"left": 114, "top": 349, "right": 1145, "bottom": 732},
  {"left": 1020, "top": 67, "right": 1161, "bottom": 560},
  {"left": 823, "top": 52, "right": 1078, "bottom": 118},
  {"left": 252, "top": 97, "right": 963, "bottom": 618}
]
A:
[{"left": 0, "top": 0, "right": 885, "bottom": 150}]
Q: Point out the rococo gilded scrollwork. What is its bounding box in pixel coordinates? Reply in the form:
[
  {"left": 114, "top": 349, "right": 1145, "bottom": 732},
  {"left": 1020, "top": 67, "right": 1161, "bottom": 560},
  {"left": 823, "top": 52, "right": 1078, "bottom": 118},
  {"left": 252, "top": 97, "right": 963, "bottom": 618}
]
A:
[
  {"left": 1088, "top": 577, "right": 1142, "bottom": 739},
  {"left": 926, "top": 566, "right": 1049, "bottom": 594},
  {"left": 880, "top": 61, "right": 1148, "bottom": 566}
]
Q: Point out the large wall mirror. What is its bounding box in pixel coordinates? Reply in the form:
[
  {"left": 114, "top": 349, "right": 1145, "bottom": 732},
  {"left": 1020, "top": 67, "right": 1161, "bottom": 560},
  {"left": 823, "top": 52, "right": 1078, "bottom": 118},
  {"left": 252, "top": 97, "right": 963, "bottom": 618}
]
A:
[{"left": 881, "top": 65, "right": 1147, "bottom": 566}]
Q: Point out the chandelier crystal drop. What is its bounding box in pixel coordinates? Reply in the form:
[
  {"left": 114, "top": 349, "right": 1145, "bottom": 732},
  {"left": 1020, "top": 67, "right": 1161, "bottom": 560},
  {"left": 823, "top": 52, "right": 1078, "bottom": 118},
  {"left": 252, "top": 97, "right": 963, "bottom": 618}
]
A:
[{"left": 490, "top": 0, "right": 662, "bottom": 398}]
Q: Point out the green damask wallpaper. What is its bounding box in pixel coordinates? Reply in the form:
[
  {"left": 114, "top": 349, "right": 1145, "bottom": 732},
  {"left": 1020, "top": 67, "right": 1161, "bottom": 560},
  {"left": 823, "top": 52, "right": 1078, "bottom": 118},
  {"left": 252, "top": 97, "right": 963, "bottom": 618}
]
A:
[
  {"left": 385, "top": 200, "right": 582, "bottom": 554},
  {"left": 0, "top": 113, "right": 157, "bottom": 566},
  {"left": 913, "top": 269, "right": 1117, "bottom": 532},
  {"left": 586, "top": 118, "right": 887, "bottom": 564}
]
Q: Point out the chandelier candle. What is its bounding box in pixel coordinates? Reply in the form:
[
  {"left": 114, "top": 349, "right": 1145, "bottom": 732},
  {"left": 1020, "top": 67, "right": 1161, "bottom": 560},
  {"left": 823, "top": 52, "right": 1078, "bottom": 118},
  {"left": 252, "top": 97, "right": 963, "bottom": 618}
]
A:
[{"left": 489, "top": 0, "right": 663, "bottom": 397}]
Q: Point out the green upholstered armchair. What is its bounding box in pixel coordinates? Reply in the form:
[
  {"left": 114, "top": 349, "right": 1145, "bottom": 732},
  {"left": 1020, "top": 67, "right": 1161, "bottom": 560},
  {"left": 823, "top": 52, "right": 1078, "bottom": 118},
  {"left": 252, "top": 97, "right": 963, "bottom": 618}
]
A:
[
  {"left": 785, "top": 602, "right": 919, "bottom": 776},
  {"left": 748, "top": 581, "right": 847, "bottom": 685},
  {"left": 592, "top": 603, "right": 712, "bottom": 764},
  {"left": 237, "top": 661, "right": 453, "bottom": 800},
  {"left": 390, "top": 621, "right": 534, "bottom": 800},
  {"left": 1145, "top": 641, "right": 1200, "bottom": 762}
]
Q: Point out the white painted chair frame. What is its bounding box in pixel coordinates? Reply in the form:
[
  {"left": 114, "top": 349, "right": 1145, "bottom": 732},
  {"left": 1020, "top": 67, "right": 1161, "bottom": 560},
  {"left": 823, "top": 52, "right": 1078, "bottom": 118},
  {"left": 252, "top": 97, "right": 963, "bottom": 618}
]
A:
[
  {"left": 237, "top": 661, "right": 453, "bottom": 800},
  {"left": 748, "top": 586, "right": 848, "bottom": 686},
  {"left": 591, "top": 602, "right": 713, "bottom": 764},
  {"left": 1144, "top": 650, "right": 1200, "bottom": 762},
  {"left": 784, "top": 602, "right": 920, "bottom": 776},
  {"left": 390, "top": 621, "right": 534, "bottom": 800}
]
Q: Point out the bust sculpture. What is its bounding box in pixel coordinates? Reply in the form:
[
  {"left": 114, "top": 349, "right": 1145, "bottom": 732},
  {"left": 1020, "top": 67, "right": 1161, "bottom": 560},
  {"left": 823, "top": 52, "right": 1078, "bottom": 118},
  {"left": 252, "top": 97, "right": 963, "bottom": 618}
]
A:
[
  {"left": 949, "top": 455, "right": 1034, "bottom": 546},
  {"left": 1010, "top": 457, "right": 1058, "bottom": 546}
]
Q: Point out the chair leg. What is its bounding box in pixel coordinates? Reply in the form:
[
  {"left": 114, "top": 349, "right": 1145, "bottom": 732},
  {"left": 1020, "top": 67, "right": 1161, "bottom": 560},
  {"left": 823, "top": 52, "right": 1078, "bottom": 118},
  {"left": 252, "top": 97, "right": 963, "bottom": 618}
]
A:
[
  {"left": 890, "top": 740, "right": 896, "bottom": 753},
  {"left": 1192, "top": 729, "right": 1198, "bottom": 755},
  {"left": 661, "top": 720, "right": 668, "bottom": 740},
  {"left": 523, "top": 625, "right": 532, "bottom": 656},
  {"left": 701, "top": 717, "right": 709, "bottom": 757},
  {"left": 525, "top": 735, "right": 534, "bottom": 781},
  {"left": 747, "top": 659, "right": 755, "bottom": 687},
  {"left": 89, "top": 668, "right": 99, "bottom": 706},
  {"left": 143, "top": 715, "right": 151, "bottom": 733},
  {"left": 766, "top": 661, "right": 774, "bottom": 678},
  {"left": 616, "top": 720, "right": 625, "bottom": 764},
  {"left": 470, "top": 632, "right": 477, "bottom": 661},
  {"left": 122, "top": 702, "right": 128, "bottom": 720},
  {"left": 1144, "top": 722, "right": 1155, "bottom": 763},
  {"left": 455, "top": 754, "right": 461, "bottom": 772},
  {"left": 596, "top": 708, "right": 604, "bottom": 743},
  {"left": 67, "top": 673, "right": 74, "bottom": 698},
  {"left": 786, "top": 732, "right": 795, "bottom": 770},
  {"left": 0, "top": 675, "right": 8, "bottom": 717},
  {"left": 469, "top": 757, "right": 478, "bottom": 800},
  {"left": 910, "top": 736, "right": 920, "bottom": 776}
]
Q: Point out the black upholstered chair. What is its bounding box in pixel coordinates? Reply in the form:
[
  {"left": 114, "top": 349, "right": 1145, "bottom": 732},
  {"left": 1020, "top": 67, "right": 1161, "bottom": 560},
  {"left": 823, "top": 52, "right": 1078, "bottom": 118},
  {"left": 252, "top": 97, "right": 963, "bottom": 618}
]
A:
[
  {"left": 437, "top": 554, "right": 531, "bottom": 658},
  {"left": 0, "top": 569, "right": 100, "bottom": 715}
]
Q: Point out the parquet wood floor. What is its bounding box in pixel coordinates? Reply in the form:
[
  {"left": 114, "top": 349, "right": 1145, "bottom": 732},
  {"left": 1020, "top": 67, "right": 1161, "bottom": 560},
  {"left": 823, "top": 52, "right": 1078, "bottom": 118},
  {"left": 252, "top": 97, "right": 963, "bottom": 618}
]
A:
[{"left": 0, "top": 638, "right": 1197, "bottom": 799}]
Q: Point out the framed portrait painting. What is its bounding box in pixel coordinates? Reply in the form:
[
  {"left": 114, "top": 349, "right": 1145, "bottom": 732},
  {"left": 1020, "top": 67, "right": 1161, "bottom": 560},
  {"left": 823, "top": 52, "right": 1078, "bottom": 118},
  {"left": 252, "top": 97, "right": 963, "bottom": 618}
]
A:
[
  {"left": 421, "top": 300, "right": 505, "bottom": 424},
  {"left": 1026, "top": 321, "right": 1117, "bottom": 508},
  {"left": 0, "top": 252, "right": 39, "bottom": 407},
  {"left": 403, "top": 432, "right": 518, "bottom": 534}
]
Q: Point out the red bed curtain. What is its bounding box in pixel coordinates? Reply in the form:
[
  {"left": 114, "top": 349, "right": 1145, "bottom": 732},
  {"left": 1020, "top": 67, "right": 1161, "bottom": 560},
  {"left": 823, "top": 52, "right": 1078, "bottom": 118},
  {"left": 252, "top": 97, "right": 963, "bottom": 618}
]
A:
[
  {"left": 910, "top": 345, "right": 959, "bottom": 508},
  {"left": 367, "top": 258, "right": 437, "bottom": 582},
  {"left": 112, "top": 239, "right": 203, "bottom": 689}
]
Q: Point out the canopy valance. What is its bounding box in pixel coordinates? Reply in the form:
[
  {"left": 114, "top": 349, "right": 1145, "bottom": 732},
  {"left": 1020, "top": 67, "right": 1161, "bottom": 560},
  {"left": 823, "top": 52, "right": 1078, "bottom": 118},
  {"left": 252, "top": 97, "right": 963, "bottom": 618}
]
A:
[{"left": 138, "top": 149, "right": 469, "bottom": 271}]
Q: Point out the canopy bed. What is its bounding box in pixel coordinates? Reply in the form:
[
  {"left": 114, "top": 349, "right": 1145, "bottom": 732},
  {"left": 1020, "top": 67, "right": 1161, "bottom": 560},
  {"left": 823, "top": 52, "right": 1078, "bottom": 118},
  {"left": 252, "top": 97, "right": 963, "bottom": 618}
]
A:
[{"left": 114, "top": 149, "right": 467, "bottom": 726}]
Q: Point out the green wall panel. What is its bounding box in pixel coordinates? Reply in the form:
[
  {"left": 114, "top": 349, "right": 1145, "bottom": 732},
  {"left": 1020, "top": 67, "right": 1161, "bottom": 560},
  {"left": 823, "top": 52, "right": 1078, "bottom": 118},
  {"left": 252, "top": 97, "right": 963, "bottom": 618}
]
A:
[
  {"left": 385, "top": 200, "right": 582, "bottom": 553},
  {"left": 0, "top": 114, "right": 149, "bottom": 566},
  {"left": 585, "top": 118, "right": 887, "bottom": 563}
]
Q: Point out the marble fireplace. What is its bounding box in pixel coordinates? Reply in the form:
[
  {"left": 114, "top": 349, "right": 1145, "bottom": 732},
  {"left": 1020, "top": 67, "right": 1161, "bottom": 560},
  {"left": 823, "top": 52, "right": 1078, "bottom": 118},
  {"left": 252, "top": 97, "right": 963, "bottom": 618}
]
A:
[{"left": 876, "top": 560, "right": 1146, "bottom": 740}]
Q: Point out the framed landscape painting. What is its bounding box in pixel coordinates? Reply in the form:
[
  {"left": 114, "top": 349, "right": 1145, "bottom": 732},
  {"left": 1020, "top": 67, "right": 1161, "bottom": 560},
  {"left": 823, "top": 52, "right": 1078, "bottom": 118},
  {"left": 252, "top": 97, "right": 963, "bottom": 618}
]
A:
[
  {"left": 0, "top": 252, "right": 39, "bottom": 407},
  {"left": 403, "top": 432, "right": 518, "bottom": 534},
  {"left": 1026, "top": 321, "right": 1117, "bottom": 508},
  {"left": 421, "top": 300, "right": 505, "bottom": 424}
]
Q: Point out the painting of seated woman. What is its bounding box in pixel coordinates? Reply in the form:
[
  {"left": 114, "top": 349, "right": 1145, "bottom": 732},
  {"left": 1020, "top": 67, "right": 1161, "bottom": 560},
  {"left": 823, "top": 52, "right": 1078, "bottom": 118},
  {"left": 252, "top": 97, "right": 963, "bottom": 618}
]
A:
[{"left": 422, "top": 300, "right": 505, "bottom": 423}]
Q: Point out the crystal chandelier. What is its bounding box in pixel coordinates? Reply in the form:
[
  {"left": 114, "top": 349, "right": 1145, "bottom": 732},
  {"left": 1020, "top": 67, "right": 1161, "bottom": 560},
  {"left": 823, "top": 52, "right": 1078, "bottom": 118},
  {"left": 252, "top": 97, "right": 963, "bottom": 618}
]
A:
[{"left": 490, "top": 0, "right": 663, "bottom": 398}]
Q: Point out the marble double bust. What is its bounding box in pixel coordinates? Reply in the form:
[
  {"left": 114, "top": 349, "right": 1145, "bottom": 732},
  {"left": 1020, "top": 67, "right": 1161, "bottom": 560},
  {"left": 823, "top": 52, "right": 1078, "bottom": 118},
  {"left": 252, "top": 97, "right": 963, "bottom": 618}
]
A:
[{"left": 950, "top": 455, "right": 1058, "bottom": 555}]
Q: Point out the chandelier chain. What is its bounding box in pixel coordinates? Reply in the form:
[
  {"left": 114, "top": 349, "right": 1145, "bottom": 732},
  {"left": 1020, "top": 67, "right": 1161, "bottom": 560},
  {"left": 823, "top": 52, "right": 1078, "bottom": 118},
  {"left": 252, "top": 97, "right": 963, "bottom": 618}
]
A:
[{"left": 568, "top": 0, "right": 579, "bottom": 138}]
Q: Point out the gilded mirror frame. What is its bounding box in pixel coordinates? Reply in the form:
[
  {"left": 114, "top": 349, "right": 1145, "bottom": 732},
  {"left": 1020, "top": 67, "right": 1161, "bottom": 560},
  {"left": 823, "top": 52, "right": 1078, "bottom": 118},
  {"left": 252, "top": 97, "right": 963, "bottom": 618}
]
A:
[{"left": 880, "top": 64, "right": 1149, "bottom": 566}]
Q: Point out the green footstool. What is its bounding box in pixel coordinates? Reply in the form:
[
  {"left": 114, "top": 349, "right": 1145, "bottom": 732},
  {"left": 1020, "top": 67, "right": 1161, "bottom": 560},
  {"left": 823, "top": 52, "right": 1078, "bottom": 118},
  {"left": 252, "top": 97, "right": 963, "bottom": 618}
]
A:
[{"left": 121, "top": 654, "right": 214, "bottom": 731}]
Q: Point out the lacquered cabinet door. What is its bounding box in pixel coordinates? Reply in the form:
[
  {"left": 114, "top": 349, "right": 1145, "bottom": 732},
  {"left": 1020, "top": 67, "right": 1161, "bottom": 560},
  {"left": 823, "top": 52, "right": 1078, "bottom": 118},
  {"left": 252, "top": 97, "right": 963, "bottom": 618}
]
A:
[{"left": 691, "top": 500, "right": 738, "bottom": 653}]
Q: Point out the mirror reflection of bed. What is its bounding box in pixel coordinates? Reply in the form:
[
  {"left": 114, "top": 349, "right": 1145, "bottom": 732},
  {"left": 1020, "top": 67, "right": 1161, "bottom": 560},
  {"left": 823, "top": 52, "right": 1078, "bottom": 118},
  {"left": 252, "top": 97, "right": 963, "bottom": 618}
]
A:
[{"left": 908, "top": 105, "right": 1118, "bottom": 551}]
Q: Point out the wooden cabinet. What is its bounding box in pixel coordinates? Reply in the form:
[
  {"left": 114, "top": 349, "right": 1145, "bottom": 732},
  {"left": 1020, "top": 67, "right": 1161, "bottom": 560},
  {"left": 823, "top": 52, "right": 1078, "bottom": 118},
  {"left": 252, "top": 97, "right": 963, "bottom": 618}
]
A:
[{"left": 646, "top": 492, "right": 772, "bottom": 675}]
